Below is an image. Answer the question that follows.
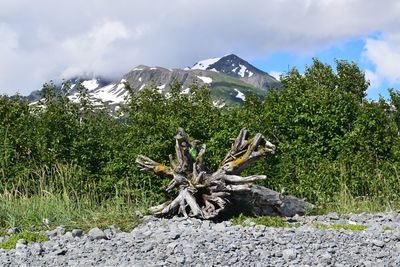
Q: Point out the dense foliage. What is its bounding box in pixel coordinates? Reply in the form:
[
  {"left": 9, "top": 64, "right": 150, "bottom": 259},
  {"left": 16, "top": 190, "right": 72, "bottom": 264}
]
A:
[{"left": 1, "top": 59, "right": 400, "bottom": 209}]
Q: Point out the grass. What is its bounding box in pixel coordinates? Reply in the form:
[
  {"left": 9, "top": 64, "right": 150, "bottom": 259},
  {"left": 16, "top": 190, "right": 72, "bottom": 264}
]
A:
[
  {"left": 0, "top": 231, "right": 48, "bottom": 249},
  {"left": 0, "top": 194, "right": 143, "bottom": 233},
  {"left": 232, "top": 214, "right": 300, "bottom": 228},
  {"left": 315, "top": 223, "right": 367, "bottom": 231}
]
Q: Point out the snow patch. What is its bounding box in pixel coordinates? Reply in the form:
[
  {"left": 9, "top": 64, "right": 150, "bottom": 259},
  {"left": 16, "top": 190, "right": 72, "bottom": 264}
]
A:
[
  {"left": 197, "top": 76, "right": 212, "bottom": 84},
  {"left": 93, "top": 84, "right": 122, "bottom": 103},
  {"left": 138, "top": 77, "right": 142, "bottom": 82},
  {"left": 139, "top": 84, "right": 146, "bottom": 91},
  {"left": 181, "top": 88, "right": 190, "bottom": 94},
  {"left": 209, "top": 68, "right": 218, "bottom": 72},
  {"left": 82, "top": 79, "right": 99, "bottom": 91},
  {"left": 213, "top": 100, "right": 225, "bottom": 108},
  {"left": 116, "top": 83, "right": 125, "bottom": 91},
  {"left": 150, "top": 67, "right": 157, "bottom": 70},
  {"left": 238, "top": 64, "right": 247, "bottom": 78},
  {"left": 234, "top": 88, "right": 246, "bottom": 101},
  {"left": 191, "top": 57, "right": 221, "bottom": 70},
  {"left": 157, "top": 84, "right": 166, "bottom": 93},
  {"left": 92, "top": 84, "right": 129, "bottom": 104},
  {"left": 132, "top": 68, "right": 143, "bottom": 71},
  {"left": 248, "top": 71, "right": 254, "bottom": 77}
]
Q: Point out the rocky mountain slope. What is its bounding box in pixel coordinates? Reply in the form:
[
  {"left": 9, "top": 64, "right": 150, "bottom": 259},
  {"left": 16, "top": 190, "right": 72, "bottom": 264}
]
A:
[{"left": 26, "top": 54, "right": 281, "bottom": 107}]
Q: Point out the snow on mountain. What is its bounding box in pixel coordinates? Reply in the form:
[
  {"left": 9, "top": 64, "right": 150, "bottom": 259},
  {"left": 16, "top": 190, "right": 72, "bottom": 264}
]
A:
[
  {"left": 81, "top": 79, "right": 100, "bottom": 90},
  {"left": 234, "top": 88, "right": 246, "bottom": 101},
  {"left": 197, "top": 76, "right": 212, "bottom": 84},
  {"left": 188, "top": 54, "right": 280, "bottom": 90},
  {"left": 67, "top": 78, "right": 129, "bottom": 106},
  {"left": 181, "top": 88, "right": 190, "bottom": 94},
  {"left": 191, "top": 57, "right": 221, "bottom": 70},
  {"left": 24, "top": 54, "right": 281, "bottom": 110}
]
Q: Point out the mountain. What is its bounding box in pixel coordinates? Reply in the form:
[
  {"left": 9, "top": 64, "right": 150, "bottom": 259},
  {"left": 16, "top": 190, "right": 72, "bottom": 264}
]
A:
[
  {"left": 25, "top": 54, "right": 281, "bottom": 107},
  {"left": 190, "top": 54, "right": 280, "bottom": 90}
]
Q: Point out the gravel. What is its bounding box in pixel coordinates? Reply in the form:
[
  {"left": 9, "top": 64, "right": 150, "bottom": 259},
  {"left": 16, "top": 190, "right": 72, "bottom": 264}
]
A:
[{"left": 1, "top": 212, "right": 400, "bottom": 266}]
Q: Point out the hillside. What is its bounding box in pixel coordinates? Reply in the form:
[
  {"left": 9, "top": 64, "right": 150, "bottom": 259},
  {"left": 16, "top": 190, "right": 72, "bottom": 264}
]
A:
[{"left": 24, "top": 54, "right": 281, "bottom": 107}]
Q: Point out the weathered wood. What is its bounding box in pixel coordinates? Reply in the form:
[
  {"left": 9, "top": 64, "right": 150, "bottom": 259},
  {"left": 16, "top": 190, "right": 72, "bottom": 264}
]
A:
[
  {"left": 227, "top": 185, "right": 313, "bottom": 217},
  {"left": 136, "top": 128, "right": 312, "bottom": 219}
]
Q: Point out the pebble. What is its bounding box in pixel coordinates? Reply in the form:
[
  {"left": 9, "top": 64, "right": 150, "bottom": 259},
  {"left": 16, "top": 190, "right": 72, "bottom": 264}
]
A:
[
  {"left": 0, "top": 213, "right": 400, "bottom": 265},
  {"left": 88, "top": 228, "right": 107, "bottom": 240},
  {"left": 71, "top": 229, "right": 83, "bottom": 238}
]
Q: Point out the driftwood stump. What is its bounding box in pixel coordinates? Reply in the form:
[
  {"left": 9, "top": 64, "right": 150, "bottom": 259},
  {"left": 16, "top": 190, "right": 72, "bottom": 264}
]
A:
[{"left": 136, "top": 128, "right": 311, "bottom": 219}]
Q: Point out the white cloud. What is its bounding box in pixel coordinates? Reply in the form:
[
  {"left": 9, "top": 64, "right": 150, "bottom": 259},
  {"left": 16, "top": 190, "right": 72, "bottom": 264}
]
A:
[
  {"left": 1, "top": 0, "right": 400, "bottom": 95},
  {"left": 269, "top": 71, "right": 282, "bottom": 81},
  {"left": 0, "top": 23, "right": 18, "bottom": 50},
  {"left": 61, "top": 21, "right": 130, "bottom": 78},
  {"left": 61, "top": 21, "right": 129, "bottom": 78},
  {"left": 364, "top": 69, "right": 382, "bottom": 89},
  {"left": 363, "top": 34, "right": 400, "bottom": 88}
]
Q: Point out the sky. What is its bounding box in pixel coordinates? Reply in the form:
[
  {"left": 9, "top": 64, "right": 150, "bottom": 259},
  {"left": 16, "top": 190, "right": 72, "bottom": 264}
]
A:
[{"left": 1, "top": 0, "right": 400, "bottom": 99}]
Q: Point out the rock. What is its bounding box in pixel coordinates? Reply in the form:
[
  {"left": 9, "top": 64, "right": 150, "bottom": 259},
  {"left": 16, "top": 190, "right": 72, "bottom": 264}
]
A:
[
  {"left": 140, "top": 243, "right": 154, "bottom": 252},
  {"left": 17, "top": 238, "right": 27, "bottom": 245},
  {"left": 133, "top": 211, "right": 143, "bottom": 218},
  {"left": 64, "top": 231, "right": 73, "bottom": 239},
  {"left": 88, "top": 228, "right": 108, "bottom": 240},
  {"left": 214, "top": 223, "right": 226, "bottom": 231},
  {"left": 46, "top": 228, "right": 58, "bottom": 237},
  {"left": 1, "top": 212, "right": 400, "bottom": 266},
  {"left": 372, "top": 239, "right": 385, "bottom": 248},
  {"left": 15, "top": 239, "right": 27, "bottom": 250},
  {"left": 282, "top": 249, "right": 297, "bottom": 260},
  {"left": 104, "top": 229, "right": 113, "bottom": 238},
  {"left": 31, "top": 242, "right": 43, "bottom": 256},
  {"left": 321, "top": 252, "right": 332, "bottom": 264},
  {"left": 327, "top": 212, "right": 340, "bottom": 220},
  {"left": 109, "top": 225, "right": 122, "bottom": 235},
  {"left": 7, "top": 227, "right": 21, "bottom": 235},
  {"left": 72, "top": 229, "right": 83, "bottom": 237},
  {"left": 53, "top": 248, "right": 67, "bottom": 256},
  {"left": 176, "top": 255, "right": 185, "bottom": 264},
  {"left": 56, "top": 226, "right": 66, "bottom": 236},
  {"left": 168, "top": 231, "right": 180, "bottom": 240}
]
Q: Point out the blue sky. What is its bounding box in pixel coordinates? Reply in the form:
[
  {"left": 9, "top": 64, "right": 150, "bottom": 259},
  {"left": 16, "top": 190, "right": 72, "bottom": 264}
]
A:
[
  {"left": 251, "top": 34, "right": 395, "bottom": 100},
  {"left": 1, "top": 0, "right": 400, "bottom": 100}
]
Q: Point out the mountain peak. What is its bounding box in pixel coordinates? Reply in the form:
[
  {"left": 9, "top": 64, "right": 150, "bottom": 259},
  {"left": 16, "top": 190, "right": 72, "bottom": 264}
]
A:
[{"left": 190, "top": 54, "right": 270, "bottom": 78}]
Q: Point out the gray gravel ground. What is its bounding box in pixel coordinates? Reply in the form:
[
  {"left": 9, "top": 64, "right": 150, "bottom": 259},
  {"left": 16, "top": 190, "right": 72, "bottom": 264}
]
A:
[{"left": 1, "top": 212, "right": 400, "bottom": 266}]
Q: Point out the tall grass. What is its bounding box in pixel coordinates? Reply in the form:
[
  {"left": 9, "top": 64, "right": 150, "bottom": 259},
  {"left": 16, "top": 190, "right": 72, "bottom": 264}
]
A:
[{"left": 0, "top": 163, "right": 153, "bottom": 232}]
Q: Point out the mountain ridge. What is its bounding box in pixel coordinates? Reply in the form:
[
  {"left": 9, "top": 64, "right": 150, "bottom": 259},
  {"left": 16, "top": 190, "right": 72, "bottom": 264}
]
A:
[{"left": 23, "top": 54, "right": 281, "bottom": 107}]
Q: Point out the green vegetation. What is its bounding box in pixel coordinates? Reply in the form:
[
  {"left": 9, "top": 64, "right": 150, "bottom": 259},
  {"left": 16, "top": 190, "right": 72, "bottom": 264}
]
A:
[
  {"left": 0, "top": 194, "right": 141, "bottom": 232},
  {"left": 315, "top": 223, "right": 367, "bottom": 231},
  {"left": 232, "top": 214, "right": 299, "bottom": 228},
  {"left": 1, "top": 59, "right": 400, "bottom": 230},
  {"left": 0, "top": 231, "right": 48, "bottom": 249},
  {"left": 384, "top": 226, "right": 394, "bottom": 231},
  {"left": 208, "top": 72, "right": 267, "bottom": 106}
]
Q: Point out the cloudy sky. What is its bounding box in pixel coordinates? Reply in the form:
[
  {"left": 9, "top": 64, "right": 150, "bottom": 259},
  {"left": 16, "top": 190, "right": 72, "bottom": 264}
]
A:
[{"left": 1, "top": 0, "right": 400, "bottom": 99}]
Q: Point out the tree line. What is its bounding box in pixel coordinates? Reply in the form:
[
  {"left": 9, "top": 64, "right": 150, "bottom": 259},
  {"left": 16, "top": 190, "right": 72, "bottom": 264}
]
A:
[{"left": 1, "top": 59, "right": 400, "bottom": 207}]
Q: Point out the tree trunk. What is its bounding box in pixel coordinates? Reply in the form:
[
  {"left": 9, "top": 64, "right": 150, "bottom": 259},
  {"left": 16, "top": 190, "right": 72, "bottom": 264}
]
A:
[{"left": 136, "top": 128, "right": 312, "bottom": 219}]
